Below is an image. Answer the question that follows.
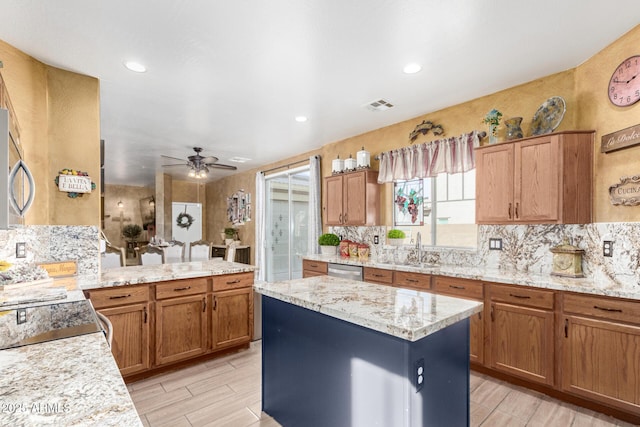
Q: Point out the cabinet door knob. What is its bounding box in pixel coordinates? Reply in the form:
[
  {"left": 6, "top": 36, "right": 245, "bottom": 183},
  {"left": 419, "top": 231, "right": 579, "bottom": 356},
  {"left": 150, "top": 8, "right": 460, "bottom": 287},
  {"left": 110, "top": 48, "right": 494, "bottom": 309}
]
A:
[
  {"left": 109, "top": 294, "right": 131, "bottom": 300},
  {"left": 593, "top": 305, "right": 622, "bottom": 313},
  {"left": 339, "top": 213, "right": 343, "bottom": 224},
  {"left": 203, "top": 297, "right": 207, "bottom": 312},
  {"left": 508, "top": 203, "right": 512, "bottom": 219},
  {"left": 515, "top": 202, "right": 519, "bottom": 219},
  {"left": 509, "top": 293, "right": 531, "bottom": 299},
  {"left": 143, "top": 306, "right": 148, "bottom": 324},
  {"left": 173, "top": 286, "right": 191, "bottom": 291}
]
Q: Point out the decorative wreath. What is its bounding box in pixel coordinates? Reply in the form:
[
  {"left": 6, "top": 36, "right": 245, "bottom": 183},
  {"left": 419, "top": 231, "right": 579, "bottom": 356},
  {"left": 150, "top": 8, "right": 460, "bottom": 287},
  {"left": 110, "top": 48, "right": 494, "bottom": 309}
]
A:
[
  {"left": 54, "top": 168, "right": 97, "bottom": 198},
  {"left": 176, "top": 212, "right": 195, "bottom": 229}
]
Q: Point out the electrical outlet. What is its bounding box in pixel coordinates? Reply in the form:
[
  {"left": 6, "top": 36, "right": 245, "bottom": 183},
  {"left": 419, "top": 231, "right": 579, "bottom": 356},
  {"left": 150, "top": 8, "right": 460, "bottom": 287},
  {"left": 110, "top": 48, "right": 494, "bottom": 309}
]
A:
[
  {"left": 373, "top": 235, "right": 379, "bottom": 245},
  {"left": 489, "top": 238, "right": 502, "bottom": 250},
  {"left": 17, "top": 308, "right": 27, "bottom": 324},
  {"left": 16, "top": 242, "right": 26, "bottom": 258},
  {"left": 415, "top": 358, "right": 424, "bottom": 391},
  {"left": 603, "top": 240, "right": 613, "bottom": 257}
]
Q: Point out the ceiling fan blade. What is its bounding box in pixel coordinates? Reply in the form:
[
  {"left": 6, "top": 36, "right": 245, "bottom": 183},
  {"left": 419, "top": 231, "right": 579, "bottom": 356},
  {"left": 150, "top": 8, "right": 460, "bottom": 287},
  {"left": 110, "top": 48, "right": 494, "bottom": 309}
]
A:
[
  {"left": 202, "top": 156, "right": 219, "bottom": 163},
  {"left": 207, "top": 163, "right": 238, "bottom": 170},
  {"left": 162, "top": 163, "right": 188, "bottom": 167},
  {"left": 161, "top": 155, "right": 187, "bottom": 162}
]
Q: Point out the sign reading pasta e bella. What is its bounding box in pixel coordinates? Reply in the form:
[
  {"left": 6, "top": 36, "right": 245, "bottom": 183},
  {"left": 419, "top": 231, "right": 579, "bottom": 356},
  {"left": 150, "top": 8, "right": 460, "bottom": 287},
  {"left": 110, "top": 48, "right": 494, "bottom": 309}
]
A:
[
  {"left": 601, "top": 124, "right": 640, "bottom": 153},
  {"left": 609, "top": 175, "right": 640, "bottom": 206}
]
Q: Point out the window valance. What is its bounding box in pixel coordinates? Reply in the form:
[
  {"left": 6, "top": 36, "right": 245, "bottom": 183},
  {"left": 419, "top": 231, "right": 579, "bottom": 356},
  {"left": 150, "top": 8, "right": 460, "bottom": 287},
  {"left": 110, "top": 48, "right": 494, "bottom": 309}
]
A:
[{"left": 377, "top": 131, "right": 480, "bottom": 183}]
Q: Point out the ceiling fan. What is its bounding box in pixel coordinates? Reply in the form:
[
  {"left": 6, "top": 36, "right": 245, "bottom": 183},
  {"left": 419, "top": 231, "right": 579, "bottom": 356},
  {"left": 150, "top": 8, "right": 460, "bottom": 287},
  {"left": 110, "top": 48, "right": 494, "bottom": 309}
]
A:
[{"left": 161, "top": 147, "right": 237, "bottom": 179}]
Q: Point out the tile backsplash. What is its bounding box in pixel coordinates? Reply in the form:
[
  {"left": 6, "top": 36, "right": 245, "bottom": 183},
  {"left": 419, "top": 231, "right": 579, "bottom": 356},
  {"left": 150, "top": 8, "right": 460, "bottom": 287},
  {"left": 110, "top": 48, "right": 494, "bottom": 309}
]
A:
[
  {"left": 331, "top": 223, "right": 640, "bottom": 289},
  {"left": 0, "top": 225, "right": 99, "bottom": 278}
]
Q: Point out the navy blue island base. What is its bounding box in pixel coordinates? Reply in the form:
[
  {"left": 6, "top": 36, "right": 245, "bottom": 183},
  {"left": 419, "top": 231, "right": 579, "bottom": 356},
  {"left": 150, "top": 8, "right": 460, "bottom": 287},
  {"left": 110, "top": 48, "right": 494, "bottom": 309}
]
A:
[{"left": 261, "top": 295, "right": 470, "bottom": 427}]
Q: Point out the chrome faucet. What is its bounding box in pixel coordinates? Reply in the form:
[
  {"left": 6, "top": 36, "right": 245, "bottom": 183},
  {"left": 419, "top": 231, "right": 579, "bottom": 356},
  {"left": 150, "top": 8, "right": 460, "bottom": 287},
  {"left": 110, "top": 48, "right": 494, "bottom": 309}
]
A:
[{"left": 415, "top": 232, "right": 422, "bottom": 266}]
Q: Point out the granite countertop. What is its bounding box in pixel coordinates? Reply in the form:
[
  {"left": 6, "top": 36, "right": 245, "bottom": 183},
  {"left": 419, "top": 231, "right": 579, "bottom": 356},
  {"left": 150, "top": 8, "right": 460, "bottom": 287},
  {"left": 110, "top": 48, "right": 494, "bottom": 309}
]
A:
[
  {"left": 304, "top": 255, "right": 640, "bottom": 301},
  {"left": 0, "top": 332, "right": 142, "bottom": 426},
  {"left": 90, "top": 259, "right": 257, "bottom": 290},
  {"left": 254, "top": 276, "right": 483, "bottom": 342}
]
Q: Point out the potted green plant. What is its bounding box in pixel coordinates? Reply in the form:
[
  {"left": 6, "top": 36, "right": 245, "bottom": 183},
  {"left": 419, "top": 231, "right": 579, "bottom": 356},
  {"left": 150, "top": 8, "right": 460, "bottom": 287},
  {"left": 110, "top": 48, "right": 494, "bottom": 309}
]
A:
[
  {"left": 224, "top": 227, "right": 237, "bottom": 244},
  {"left": 122, "top": 224, "right": 142, "bottom": 241},
  {"left": 387, "top": 229, "right": 406, "bottom": 246},
  {"left": 318, "top": 233, "right": 340, "bottom": 256}
]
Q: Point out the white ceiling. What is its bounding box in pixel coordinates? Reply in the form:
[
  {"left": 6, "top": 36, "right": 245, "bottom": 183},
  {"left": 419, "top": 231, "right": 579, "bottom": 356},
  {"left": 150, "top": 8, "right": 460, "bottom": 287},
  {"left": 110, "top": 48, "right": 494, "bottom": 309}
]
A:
[{"left": 0, "top": 1, "right": 639, "bottom": 186}]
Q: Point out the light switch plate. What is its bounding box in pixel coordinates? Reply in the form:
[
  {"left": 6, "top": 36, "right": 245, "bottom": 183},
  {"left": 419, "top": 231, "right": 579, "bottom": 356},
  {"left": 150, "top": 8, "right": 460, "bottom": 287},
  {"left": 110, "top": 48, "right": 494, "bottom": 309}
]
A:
[{"left": 489, "top": 238, "right": 502, "bottom": 250}]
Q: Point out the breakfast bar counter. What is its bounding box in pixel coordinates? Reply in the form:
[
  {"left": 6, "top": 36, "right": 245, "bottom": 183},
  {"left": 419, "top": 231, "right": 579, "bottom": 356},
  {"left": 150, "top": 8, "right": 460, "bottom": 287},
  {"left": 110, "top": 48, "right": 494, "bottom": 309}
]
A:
[{"left": 254, "top": 276, "right": 483, "bottom": 427}]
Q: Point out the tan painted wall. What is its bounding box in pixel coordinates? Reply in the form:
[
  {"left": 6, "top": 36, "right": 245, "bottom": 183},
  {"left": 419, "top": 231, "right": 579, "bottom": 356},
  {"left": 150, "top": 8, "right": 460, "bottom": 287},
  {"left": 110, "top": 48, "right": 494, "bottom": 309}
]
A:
[
  {"left": 575, "top": 25, "right": 640, "bottom": 222},
  {"left": 209, "top": 24, "right": 640, "bottom": 251},
  {"left": 0, "top": 40, "right": 101, "bottom": 226}
]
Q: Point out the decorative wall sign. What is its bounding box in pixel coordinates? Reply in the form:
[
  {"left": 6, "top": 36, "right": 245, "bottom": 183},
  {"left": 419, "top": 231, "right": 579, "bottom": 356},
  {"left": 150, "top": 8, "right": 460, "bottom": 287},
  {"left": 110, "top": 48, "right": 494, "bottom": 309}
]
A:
[
  {"left": 36, "top": 260, "right": 78, "bottom": 277},
  {"left": 601, "top": 123, "right": 640, "bottom": 153},
  {"left": 609, "top": 175, "right": 640, "bottom": 206},
  {"left": 55, "top": 169, "right": 96, "bottom": 198}
]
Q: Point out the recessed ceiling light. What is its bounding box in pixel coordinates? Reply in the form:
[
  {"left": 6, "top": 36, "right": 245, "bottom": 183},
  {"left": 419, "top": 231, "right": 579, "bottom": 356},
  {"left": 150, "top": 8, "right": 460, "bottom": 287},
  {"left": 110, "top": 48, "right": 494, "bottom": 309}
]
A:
[
  {"left": 403, "top": 63, "right": 422, "bottom": 74},
  {"left": 295, "top": 116, "right": 308, "bottom": 122},
  {"left": 124, "top": 61, "right": 147, "bottom": 73}
]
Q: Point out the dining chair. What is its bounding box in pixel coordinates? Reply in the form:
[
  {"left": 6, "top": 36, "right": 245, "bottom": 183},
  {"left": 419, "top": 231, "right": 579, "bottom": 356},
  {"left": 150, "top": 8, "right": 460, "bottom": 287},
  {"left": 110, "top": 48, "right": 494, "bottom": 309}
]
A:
[
  {"left": 101, "top": 243, "right": 126, "bottom": 269},
  {"left": 225, "top": 242, "right": 237, "bottom": 262},
  {"left": 135, "top": 245, "right": 165, "bottom": 265},
  {"left": 189, "top": 239, "right": 212, "bottom": 262},
  {"left": 164, "top": 240, "right": 185, "bottom": 263}
]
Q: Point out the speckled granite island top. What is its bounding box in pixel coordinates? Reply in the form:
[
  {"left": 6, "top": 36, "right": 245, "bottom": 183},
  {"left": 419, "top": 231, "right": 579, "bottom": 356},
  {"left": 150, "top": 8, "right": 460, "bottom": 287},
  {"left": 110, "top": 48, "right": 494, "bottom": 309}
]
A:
[
  {"left": 254, "top": 276, "right": 483, "bottom": 341},
  {"left": 0, "top": 332, "right": 142, "bottom": 426},
  {"left": 89, "top": 259, "right": 257, "bottom": 290}
]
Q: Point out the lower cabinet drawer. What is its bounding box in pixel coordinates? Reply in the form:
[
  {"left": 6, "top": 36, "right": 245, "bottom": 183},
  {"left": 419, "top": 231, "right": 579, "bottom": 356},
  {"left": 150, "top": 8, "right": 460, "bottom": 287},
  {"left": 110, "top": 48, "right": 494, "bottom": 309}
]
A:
[
  {"left": 212, "top": 272, "right": 254, "bottom": 291},
  {"left": 156, "top": 278, "right": 209, "bottom": 299},
  {"left": 563, "top": 293, "right": 640, "bottom": 325},
  {"left": 89, "top": 285, "right": 149, "bottom": 309},
  {"left": 364, "top": 267, "right": 393, "bottom": 284},
  {"left": 490, "top": 283, "right": 554, "bottom": 310},
  {"left": 434, "top": 276, "right": 483, "bottom": 300},
  {"left": 394, "top": 271, "right": 431, "bottom": 290},
  {"left": 302, "top": 260, "right": 328, "bottom": 274}
]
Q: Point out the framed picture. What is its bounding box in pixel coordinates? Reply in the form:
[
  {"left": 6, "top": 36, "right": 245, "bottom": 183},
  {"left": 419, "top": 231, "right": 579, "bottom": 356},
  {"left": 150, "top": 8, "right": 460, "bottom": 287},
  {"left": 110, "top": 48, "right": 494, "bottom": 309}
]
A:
[{"left": 393, "top": 179, "right": 424, "bottom": 226}]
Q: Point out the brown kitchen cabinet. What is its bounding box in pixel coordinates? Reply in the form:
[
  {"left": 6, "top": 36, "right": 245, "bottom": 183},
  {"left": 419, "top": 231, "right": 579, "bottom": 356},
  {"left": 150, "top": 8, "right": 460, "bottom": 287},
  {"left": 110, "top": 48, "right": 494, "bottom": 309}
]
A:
[
  {"left": 434, "top": 276, "right": 484, "bottom": 365},
  {"left": 489, "top": 283, "right": 555, "bottom": 386},
  {"left": 154, "top": 279, "right": 209, "bottom": 366},
  {"left": 89, "top": 284, "right": 151, "bottom": 377},
  {"left": 561, "top": 293, "right": 640, "bottom": 415},
  {"left": 211, "top": 272, "right": 254, "bottom": 350},
  {"left": 302, "top": 259, "right": 328, "bottom": 278},
  {"left": 394, "top": 271, "right": 431, "bottom": 291},
  {"left": 364, "top": 266, "right": 393, "bottom": 285},
  {"left": 324, "top": 170, "right": 379, "bottom": 226},
  {"left": 475, "top": 131, "right": 593, "bottom": 224}
]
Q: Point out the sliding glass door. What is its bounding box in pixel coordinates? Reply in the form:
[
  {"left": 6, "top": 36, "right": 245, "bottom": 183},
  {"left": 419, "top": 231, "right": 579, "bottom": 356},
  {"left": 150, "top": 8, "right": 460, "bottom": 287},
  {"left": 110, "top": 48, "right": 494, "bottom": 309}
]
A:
[{"left": 265, "top": 166, "right": 310, "bottom": 282}]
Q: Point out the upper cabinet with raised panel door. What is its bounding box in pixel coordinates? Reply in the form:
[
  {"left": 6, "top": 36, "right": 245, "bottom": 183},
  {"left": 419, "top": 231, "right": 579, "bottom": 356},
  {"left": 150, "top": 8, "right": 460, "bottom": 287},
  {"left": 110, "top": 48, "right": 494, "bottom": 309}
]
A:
[
  {"left": 325, "top": 170, "right": 379, "bottom": 226},
  {"left": 475, "top": 131, "right": 594, "bottom": 224}
]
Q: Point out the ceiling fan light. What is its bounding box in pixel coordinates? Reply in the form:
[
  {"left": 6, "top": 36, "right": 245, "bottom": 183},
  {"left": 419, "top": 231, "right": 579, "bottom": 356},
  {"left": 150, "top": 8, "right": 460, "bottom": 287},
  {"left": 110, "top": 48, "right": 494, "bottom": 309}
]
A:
[{"left": 188, "top": 169, "right": 196, "bottom": 177}]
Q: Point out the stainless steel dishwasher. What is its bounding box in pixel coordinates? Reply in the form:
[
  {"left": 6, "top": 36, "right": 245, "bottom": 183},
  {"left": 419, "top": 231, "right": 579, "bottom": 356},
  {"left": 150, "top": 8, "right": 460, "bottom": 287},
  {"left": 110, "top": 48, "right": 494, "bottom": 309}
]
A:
[{"left": 328, "top": 263, "right": 363, "bottom": 281}]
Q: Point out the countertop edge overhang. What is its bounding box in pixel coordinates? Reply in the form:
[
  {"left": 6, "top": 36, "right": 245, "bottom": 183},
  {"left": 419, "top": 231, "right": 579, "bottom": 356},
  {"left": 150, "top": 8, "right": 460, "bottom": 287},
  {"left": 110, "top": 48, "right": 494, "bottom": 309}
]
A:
[
  {"left": 254, "top": 276, "right": 483, "bottom": 342},
  {"left": 304, "top": 255, "right": 640, "bottom": 301},
  {"left": 86, "top": 260, "right": 257, "bottom": 290}
]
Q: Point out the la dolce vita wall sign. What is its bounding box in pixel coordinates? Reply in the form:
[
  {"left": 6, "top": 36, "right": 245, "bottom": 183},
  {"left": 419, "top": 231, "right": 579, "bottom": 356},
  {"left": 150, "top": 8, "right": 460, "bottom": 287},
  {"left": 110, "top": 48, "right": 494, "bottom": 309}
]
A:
[
  {"left": 55, "top": 169, "right": 96, "bottom": 198},
  {"left": 601, "top": 123, "right": 640, "bottom": 153}
]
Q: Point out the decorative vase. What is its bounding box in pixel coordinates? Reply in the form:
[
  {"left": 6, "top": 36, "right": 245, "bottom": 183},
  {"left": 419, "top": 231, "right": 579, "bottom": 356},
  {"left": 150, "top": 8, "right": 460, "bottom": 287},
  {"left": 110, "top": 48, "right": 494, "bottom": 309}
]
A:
[
  {"left": 388, "top": 238, "right": 404, "bottom": 246},
  {"left": 320, "top": 245, "right": 337, "bottom": 256},
  {"left": 489, "top": 124, "right": 498, "bottom": 144},
  {"left": 505, "top": 117, "right": 524, "bottom": 140}
]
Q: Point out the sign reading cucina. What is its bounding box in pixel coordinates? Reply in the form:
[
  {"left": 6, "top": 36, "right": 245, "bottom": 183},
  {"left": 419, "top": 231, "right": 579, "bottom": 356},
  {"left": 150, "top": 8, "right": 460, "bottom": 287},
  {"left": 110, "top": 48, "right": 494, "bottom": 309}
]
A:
[
  {"left": 609, "top": 175, "right": 640, "bottom": 206},
  {"left": 58, "top": 174, "right": 92, "bottom": 193}
]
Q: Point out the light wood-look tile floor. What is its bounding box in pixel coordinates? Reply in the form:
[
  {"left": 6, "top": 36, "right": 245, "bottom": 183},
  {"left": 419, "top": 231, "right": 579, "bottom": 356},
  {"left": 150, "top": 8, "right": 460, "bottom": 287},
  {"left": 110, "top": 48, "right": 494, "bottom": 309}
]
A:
[{"left": 129, "top": 341, "right": 636, "bottom": 427}]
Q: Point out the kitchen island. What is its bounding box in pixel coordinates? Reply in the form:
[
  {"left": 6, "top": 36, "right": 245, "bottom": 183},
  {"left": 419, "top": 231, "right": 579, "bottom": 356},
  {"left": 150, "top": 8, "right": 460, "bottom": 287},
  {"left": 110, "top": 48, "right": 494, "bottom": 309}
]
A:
[{"left": 255, "top": 276, "right": 483, "bottom": 427}]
